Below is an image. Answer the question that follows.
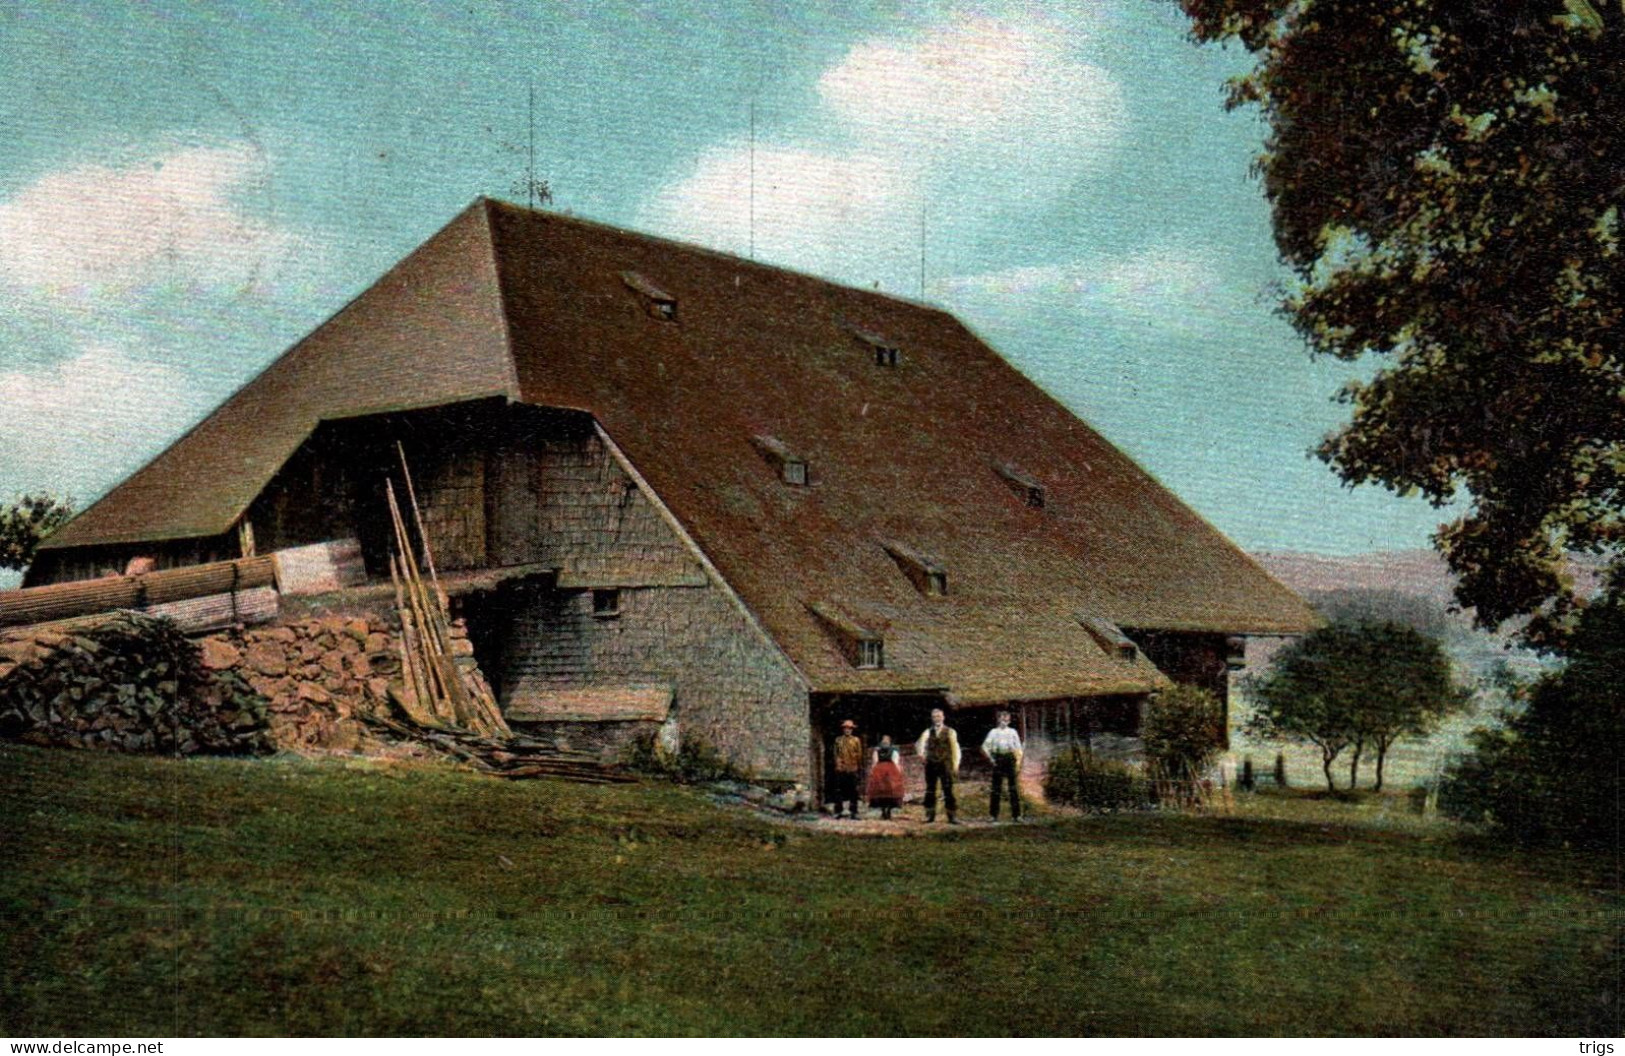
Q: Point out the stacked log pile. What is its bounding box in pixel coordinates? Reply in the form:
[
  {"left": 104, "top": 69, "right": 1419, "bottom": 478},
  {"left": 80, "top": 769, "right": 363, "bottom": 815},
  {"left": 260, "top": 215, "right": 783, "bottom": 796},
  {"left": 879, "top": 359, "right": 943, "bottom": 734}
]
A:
[
  {"left": 0, "top": 608, "right": 633, "bottom": 783},
  {"left": 0, "top": 556, "right": 276, "bottom": 629},
  {"left": 0, "top": 613, "right": 272, "bottom": 755}
]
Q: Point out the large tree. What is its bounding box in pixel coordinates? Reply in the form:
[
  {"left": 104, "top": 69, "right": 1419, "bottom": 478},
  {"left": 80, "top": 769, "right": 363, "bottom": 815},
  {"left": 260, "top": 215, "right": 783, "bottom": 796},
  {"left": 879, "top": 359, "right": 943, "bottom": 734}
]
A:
[{"left": 1183, "top": 0, "right": 1625, "bottom": 639}]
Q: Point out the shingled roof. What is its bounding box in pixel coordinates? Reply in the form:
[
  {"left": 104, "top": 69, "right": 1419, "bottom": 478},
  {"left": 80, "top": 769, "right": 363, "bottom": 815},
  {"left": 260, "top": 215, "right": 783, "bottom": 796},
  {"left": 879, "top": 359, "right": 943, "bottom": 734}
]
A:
[{"left": 42, "top": 199, "right": 1317, "bottom": 700}]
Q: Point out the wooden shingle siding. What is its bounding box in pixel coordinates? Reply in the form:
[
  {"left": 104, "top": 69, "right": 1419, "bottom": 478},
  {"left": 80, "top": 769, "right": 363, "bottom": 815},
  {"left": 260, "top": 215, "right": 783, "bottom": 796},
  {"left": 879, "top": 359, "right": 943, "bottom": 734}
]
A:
[
  {"left": 25, "top": 534, "right": 238, "bottom": 587},
  {"left": 491, "top": 427, "right": 703, "bottom": 587},
  {"left": 411, "top": 444, "right": 486, "bottom": 570},
  {"left": 494, "top": 424, "right": 807, "bottom": 783},
  {"left": 501, "top": 583, "right": 808, "bottom": 782}
]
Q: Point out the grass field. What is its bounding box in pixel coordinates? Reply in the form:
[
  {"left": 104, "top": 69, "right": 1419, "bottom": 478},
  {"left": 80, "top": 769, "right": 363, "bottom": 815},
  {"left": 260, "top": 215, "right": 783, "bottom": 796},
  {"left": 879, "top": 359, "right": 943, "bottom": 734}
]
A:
[{"left": 1, "top": 744, "right": 1618, "bottom": 1037}]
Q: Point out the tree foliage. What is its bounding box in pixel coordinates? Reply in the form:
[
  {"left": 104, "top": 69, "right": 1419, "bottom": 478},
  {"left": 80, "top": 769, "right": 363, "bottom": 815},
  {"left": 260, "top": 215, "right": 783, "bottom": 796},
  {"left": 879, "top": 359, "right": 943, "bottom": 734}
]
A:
[
  {"left": 1183, "top": 0, "right": 1625, "bottom": 637},
  {"left": 1246, "top": 621, "right": 1468, "bottom": 791},
  {"left": 0, "top": 494, "right": 73, "bottom": 572},
  {"left": 1439, "top": 575, "right": 1624, "bottom": 847},
  {"left": 1141, "top": 683, "right": 1226, "bottom": 778}
]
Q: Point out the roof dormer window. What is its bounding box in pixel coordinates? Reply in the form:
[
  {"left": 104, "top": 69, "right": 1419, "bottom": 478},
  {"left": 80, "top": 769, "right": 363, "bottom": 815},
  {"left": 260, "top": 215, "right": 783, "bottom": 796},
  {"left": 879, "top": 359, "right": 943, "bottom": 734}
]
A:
[
  {"left": 622, "top": 270, "right": 677, "bottom": 322},
  {"left": 752, "top": 434, "right": 808, "bottom": 486},
  {"left": 883, "top": 540, "right": 947, "bottom": 597},
  {"left": 809, "top": 601, "right": 884, "bottom": 669},
  {"left": 849, "top": 325, "right": 900, "bottom": 367},
  {"left": 995, "top": 461, "right": 1046, "bottom": 508},
  {"left": 1078, "top": 616, "right": 1138, "bottom": 663}
]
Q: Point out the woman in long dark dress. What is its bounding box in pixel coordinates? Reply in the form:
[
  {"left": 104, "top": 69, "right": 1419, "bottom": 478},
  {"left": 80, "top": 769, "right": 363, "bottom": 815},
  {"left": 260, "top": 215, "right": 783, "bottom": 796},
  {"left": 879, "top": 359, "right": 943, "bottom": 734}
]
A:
[{"left": 866, "top": 735, "right": 906, "bottom": 820}]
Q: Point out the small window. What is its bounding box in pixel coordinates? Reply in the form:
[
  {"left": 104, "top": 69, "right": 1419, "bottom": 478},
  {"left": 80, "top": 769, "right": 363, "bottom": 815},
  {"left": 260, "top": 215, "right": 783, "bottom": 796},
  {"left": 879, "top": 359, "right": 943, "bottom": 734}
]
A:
[
  {"left": 884, "top": 540, "right": 947, "bottom": 597},
  {"left": 752, "top": 434, "right": 809, "bottom": 486},
  {"left": 1078, "top": 615, "right": 1138, "bottom": 662},
  {"left": 1225, "top": 636, "right": 1247, "bottom": 671},
  {"left": 592, "top": 588, "right": 621, "bottom": 618},
  {"left": 622, "top": 271, "right": 677, "bottom": 322},
  {"left": 994, "top": 461, "right": 1046, "bottom": 508},
  {"left": 809, "top": 601, "right": 885, "bottom": 670},
  {"left": 849, "top": 325, "right": 901, "bottom": 367}
]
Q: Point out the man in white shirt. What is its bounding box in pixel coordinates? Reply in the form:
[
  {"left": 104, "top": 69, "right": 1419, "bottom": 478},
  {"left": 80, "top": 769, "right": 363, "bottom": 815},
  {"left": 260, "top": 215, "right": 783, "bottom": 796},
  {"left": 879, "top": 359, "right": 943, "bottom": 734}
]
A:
[{"left": 981, "top": 710, "right": 1024, "bottom": 821}]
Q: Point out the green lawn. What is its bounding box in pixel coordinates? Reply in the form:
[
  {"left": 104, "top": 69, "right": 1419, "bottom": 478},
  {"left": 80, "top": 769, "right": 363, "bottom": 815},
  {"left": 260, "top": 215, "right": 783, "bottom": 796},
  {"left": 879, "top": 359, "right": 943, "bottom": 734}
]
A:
[{"left": 1, "top": 744, "right": 1617, "bottom": 1037}]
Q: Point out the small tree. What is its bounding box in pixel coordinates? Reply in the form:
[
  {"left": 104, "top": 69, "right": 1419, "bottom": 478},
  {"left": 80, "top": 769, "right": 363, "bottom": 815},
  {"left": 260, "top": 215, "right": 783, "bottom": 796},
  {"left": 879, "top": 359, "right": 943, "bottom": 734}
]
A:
[
  {"left": 1141, "top": 683, "right": 1225, "bottom": 779},
  {"left": 0, "top": 494, "right": 73, "bottom": 572},
  {"left": 1246, "top": 621, "right": 1466, "bottom": 792},
  {"left": 1350, "top": 625, "right": 1472, "bottom": 791},
  {"left": 1247, "top": 641, "right": 1358, "bottom": 793}
]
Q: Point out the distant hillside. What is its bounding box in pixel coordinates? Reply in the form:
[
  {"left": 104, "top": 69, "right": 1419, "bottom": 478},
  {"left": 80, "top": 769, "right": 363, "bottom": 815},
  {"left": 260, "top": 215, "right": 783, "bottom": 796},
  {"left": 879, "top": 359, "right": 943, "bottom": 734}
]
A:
[
  {"left": 1247, "top": 548, "right": 1547, "bottom": 679},
  {"left": 1253, "top": 548, "right": 1606, "bottom": 617},
  {"left": 1252, "top": 549, "right": 1464, "bottom": 606}
]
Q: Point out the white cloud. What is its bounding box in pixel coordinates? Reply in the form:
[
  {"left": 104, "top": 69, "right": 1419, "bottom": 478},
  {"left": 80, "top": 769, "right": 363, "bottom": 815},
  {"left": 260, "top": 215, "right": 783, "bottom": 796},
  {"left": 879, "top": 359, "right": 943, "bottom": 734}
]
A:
[
  {"left": 817, "top": 15, "right": 1122, "bottom": 185},
  {"left": 639, "top": 12, "right": 1123, "bottom": 291},
  {"left": 0, "top": 137, "right": 338, "bottom": 514},
  {"left": 939, "top": 245, "right": 1241, "bottom": 336},
  {"left": 0, "top": 142, "right": 303, "bottom": 304},
  {"left": 0, "top": 344, "right": 204, "bottom": 501},
  {"left": 641, "top": 145, "right": 919, "bottom": 286}
]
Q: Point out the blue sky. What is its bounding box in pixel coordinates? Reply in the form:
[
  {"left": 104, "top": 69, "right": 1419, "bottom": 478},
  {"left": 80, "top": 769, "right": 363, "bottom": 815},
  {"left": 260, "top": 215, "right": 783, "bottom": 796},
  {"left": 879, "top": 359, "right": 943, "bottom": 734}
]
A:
[{"left": 0, "top": 1, "right": 1455, "bottom": 573}]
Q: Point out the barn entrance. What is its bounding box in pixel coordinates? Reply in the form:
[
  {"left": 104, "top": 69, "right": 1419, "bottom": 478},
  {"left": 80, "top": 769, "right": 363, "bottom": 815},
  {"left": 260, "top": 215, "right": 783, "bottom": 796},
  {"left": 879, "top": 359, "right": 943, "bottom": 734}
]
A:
[{"left": 809, "top": 691, "right": 948, "bottom": 805}]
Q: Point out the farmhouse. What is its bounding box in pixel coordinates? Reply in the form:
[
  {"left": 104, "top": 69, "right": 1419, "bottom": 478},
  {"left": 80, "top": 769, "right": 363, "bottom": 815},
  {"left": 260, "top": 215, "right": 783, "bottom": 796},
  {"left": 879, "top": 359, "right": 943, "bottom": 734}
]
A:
[{"left": 25, "top": 199, "right": 1317, "bottom": 791}]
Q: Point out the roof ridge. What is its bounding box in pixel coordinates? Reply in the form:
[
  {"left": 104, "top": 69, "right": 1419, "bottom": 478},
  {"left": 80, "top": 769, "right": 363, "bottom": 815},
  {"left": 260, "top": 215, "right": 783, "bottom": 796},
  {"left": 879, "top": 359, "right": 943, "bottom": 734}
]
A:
[{"left": 479, "top": 196, "right": 954, "bottom": 319}]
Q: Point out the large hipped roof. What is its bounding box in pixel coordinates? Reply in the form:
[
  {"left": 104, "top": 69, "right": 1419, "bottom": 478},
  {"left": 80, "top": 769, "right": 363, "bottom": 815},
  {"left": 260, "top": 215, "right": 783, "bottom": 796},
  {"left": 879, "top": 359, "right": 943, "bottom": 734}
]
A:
[{"left": 43, "top": 199, "right": 1318, "bottom": 698}]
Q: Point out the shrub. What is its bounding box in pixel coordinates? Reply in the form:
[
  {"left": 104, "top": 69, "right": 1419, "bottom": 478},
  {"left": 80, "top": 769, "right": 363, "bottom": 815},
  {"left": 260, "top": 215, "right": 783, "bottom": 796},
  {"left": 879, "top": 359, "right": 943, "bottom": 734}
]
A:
[
  {"left": 1438, "top": 586, "right": 1625, "bottom": 849},
  {"left": 624, "top": 732, "right": 752, "bottom": 784},
  {"left": 1142, "top": 684, "right": 1224, "bottom": 779},
  {"left": 0, "top": 493, "right": 73, "bottom": 572},
  {"left": 1043, "top": 748, "right": 1151, "bottom": 811}
]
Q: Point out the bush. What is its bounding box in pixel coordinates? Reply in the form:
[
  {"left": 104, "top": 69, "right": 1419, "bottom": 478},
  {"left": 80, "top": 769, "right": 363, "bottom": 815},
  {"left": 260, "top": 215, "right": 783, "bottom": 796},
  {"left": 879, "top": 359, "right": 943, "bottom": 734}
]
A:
[
  {"left": 1439, "top": 587, "right": 1625, "bottom": 849},
  {"left": 1142, "top": 684, "right": 1224, "bottom": 778},
  {"left": 1043, "top": 748, "right": 1151, "bottom": 811},
  {"left": 624, "top": 732, "right": 752, "bottom": 784}
]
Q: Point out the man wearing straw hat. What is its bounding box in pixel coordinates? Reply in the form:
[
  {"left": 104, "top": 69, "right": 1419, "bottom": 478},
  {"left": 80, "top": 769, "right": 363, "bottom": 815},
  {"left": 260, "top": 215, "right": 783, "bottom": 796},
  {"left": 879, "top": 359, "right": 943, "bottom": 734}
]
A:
[{"left": 829, "top": 719, "right": 865, "bottom": 819}]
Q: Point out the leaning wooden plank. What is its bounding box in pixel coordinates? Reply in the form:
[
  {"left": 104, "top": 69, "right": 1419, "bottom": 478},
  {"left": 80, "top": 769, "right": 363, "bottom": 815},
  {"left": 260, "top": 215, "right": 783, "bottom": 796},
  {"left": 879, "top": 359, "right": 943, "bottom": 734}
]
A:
[
  {"left": 395, "top": 442, "right": 448, "bottom": 615},
  {"left": 389, "top": 553, "right": 436, "bottom": 726},
  {"left": 388, "top": 482, "right": 456, "bottom": 724}
]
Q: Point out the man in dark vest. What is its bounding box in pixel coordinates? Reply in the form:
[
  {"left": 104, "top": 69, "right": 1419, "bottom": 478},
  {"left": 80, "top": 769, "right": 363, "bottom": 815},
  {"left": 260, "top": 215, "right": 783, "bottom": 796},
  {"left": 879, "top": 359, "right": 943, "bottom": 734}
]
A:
[
  {"left": 914, "top": 707, "right": 961, "bottom": 824},
  {"left": 829, "top": 719, "right": 864, "bottom": 819}
]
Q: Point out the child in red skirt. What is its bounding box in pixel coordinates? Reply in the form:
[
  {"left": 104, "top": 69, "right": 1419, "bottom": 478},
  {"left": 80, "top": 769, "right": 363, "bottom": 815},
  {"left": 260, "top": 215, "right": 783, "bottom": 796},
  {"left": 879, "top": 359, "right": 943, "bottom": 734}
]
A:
[{"left": 866, "top": 735, "right": 906, "bottom": 820}]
